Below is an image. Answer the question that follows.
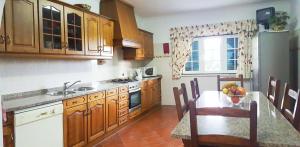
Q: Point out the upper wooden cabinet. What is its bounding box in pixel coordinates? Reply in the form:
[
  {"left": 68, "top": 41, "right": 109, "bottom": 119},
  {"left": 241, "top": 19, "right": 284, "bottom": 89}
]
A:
[
  {"left": 101, "top": 0, "right": 140, "bottom": 48},
  {"left": 64, "top": 7, "right": 84, "bottom": 55},
  {"left": 0, "top": 13, "right": 5, "bottom": 52},
  {"left": 5, "top": 0, "right": 39, "bottom": 53},
  {"left": 39, "top": 0, "right": 65, "bottom": 54},
  {"left": 124, "top": 29, "right": 154, "bottom": 60},
  {"left": 100, "top": 17, "right": 114, "bottom": 57},
  {"left": 84, "top": 13, "right": 101, "bottom": 56}
]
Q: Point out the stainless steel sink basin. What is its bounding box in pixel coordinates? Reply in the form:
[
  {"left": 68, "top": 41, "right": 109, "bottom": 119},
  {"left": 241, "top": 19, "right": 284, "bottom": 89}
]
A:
[
  {"left": 74, "top": 87, "right": 94, "bottom": 91},
  {"left": 47, "top": 91, "right": 76, "bottom": 96}
]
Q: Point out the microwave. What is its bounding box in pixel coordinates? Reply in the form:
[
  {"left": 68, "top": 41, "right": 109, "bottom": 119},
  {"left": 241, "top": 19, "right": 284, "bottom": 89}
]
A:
[{"left": 143, "top": 67, "right": 157, "bottom": 77}]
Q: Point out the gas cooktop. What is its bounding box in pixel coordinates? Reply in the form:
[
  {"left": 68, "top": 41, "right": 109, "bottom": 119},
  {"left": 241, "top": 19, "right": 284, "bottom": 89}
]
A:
[{"left": 111, "top": 78, "right": 137, "bottom": 83}]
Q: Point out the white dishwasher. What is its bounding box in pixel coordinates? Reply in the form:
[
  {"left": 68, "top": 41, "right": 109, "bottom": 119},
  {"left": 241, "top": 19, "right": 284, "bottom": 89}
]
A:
[{"left": 14, "top": 101, "right": 63, "bottom": 147}]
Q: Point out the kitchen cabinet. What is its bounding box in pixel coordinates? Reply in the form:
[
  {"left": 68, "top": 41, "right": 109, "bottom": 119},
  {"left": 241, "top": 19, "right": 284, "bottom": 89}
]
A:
[
  {"left": 39, "top": 0, "right": 65, "bottom": 54},
  {"left": 118, "top": 86, "right": 129, "bottom": 125},
  {"left": 141, "top": 78, "right": 161, "bottom": 112},
  {"left": 0, "top": 14, "right": 5, "bottom": 52},
  {"left": 87, "top": 99, "right": 105, "bottom": 142},
  {"left": 106, "top": 95, "right": 119, "bottom": 132},
  {"left": 63, "top": 104, "right": 88, "bottom": 147},
  {"left": 5, "top": 0, "right": 39, "bottom": 53},
  {"left": 84, "top": 13, "right": 101, "bottom": 56},
  {"left": 64, "top": 7, "right": 84, "bottom": 55},
  {"left": 123, "top": 29, "right": 154, "bottom": 60},
  {"left": 3, "top": 112, "right": 14, "bottom": 147},
  {"left": 100, "top": 17, "right": 114, "bottom": 57}
]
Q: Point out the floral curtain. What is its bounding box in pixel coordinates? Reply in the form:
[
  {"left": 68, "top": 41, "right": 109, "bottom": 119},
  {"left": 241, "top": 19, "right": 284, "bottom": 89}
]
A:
[{"left": 170, "top": 19, "right": 258, "bottom": 79}]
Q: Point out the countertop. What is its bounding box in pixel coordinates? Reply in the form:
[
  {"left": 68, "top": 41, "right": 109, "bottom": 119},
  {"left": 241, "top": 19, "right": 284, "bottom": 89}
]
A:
[
  {"left": 2, "top": 76, "right": 162, "bottom": 112},
  {"left": 171, "top": 91, "right": 300, "bottom": 147}
]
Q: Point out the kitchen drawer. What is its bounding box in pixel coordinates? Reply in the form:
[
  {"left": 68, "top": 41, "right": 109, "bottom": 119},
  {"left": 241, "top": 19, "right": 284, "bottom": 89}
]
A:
[
  {"left": 63, "top": 95, "right": 87, "bottom": 108},
  {"left": 119, "top": 94, "right": 129, "bottom": 101},
  {"left": 106, "top": 88, "right": 118, "bottom": 97},
  {"left": 119, "top": 115, "right": 128, "bottom": 125},
  {"left": 107, "top": 94, "right": 118, "bottom": 101},
  {"left": 119, "top": 100, "right": 128, "bottom": 109},
  {"left": 88, "top": 91, "right": 105, "bottom": 102},
  {"left": 118, "top": 107, "right": 128, "bottom": 117},
  {"left": 119, "top": 86, "right": 128, "bottom": 94},
  {"left": 129, "top": 108, "right": 141, "bottom": 119}
]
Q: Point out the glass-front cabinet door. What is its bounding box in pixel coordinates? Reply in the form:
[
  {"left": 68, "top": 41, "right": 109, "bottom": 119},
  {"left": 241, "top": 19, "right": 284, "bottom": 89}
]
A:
[
  {"left": 100, "top": 17, "right": 114, "bottom": 57},
  {"left": 0, "top": 12, "right": 5, "bottom": 52},
  {"left": 64, "top": 7, "right": 84, "bottom": 55},
  {"left": 39, "top": 0, "right": 65, "bottom": 54}
]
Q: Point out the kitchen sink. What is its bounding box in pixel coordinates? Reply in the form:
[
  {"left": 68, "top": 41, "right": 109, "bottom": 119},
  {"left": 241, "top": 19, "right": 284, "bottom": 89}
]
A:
[
  {"left": 74, "top": 87, "right": 94, "bottom": 91},
  {"left": 47, "top": 91, "right": 76, "bottom": 96}
]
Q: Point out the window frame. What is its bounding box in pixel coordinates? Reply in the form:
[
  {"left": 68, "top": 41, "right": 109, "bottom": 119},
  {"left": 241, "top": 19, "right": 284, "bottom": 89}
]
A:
[{"left": 183, "top": 35, "right": 239, "bottom": 75}]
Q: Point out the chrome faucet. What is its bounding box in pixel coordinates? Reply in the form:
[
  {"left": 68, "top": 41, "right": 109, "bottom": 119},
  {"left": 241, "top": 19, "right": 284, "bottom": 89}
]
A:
[{"left": 63, "top": 80, "right": 81, "bottom": 92}]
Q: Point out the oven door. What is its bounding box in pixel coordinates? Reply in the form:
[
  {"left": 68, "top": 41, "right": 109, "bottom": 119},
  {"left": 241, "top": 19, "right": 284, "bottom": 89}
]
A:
[{"left": 129, "top": 88, "right": 141, "bottom": 112}]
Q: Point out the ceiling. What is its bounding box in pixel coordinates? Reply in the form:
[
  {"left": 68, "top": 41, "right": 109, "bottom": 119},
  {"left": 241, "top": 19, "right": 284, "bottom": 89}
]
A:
[{"left": 122, "top": 0, "right": 277, "bottom": 17}]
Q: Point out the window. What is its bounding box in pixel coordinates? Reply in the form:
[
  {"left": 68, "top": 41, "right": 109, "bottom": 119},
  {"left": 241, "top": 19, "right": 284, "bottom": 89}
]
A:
[{"left": 184, "top": 35, "right": 239, "bottom": 74}]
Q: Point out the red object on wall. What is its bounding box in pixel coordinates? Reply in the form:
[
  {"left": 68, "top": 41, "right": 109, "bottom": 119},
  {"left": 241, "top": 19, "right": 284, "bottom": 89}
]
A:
[{"left": 163, "top": 43, "right": 169, "bottom": 55}]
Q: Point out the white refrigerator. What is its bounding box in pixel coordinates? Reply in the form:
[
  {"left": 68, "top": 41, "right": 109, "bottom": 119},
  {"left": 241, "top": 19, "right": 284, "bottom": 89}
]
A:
[{"left": 252, "top": 31, "right": 290, "bottom": 97}]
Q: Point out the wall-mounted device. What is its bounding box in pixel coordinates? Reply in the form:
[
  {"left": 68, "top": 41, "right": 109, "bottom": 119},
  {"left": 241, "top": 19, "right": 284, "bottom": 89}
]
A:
[{"left": 256, "top": 7, "right": 275, "bottom": 29}]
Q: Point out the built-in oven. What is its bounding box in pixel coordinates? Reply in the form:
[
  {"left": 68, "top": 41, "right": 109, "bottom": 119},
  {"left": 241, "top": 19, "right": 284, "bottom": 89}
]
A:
[{"left": 128, "top": 83, "right": 141, "bottom": 112}]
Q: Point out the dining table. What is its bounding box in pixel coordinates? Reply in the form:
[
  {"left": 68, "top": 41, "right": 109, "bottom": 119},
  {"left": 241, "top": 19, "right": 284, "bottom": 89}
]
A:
[{"left": 171, "top": 91, "right": 300, "bottom": 147}]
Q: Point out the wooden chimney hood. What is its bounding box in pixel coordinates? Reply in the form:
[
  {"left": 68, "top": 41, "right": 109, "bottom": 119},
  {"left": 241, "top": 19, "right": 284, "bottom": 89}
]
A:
[{"left": 100, "top": 0, "right": 141, "bottom": 49}]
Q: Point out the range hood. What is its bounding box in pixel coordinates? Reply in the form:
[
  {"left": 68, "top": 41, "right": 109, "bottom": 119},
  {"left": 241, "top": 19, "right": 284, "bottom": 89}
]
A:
[{"left": 100, "top": 0, "right": 141, "bottom": 49}]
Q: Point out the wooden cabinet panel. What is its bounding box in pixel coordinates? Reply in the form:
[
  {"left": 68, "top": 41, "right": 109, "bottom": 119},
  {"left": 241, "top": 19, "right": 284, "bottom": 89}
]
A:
[
  {"left": 0, "top": 14, "right": 5, "bottom": 52},
  {"left": 3, "top": 112, "right": 14, "bottom": 147},
  {"left": 100, "top": 17, "right": 114, "bottom": 57},
  {"left": 119, "top": 115, "right": 128, "bottom": 125},
  {"left": 118, "top": 100, "right": 128, "bottom": 109},
  {"left": 63, "top": 95, "right": 87, "bottom": 109},
  {"left": 84, "top": 13, "right": 100, "bottom": 56},
  {"left": 144, "top": 31, "right": 154, "bottom": 58},
  {"left": 87, "top": 99, "right": 106, "bottom": 142},
  {"left": 5, "top": 0, "right": 39, "bottom": 53},
  {"left": 106, "top": 88, "right": 118, "bottom": 97},
  {"left": 119, "top": 94, "right": 128, "bottom": 102},
  {"left": 106, "top": 95, "right": 118, "bottom": 132},
  {"left": 64, "top": 104, "right": 88, "bottom": 147},
  {"left": 118, "top": 107, "right": 128, "bottom": 117},
  {"left": 119, "top": 86, "right": 128, "bottom": 94},
  {"left": 64, "top": 7, "right": 84, "bottom": 55},
  {"left": 39, "top": 0, "right": 65, "bottom": 54},
  {"left": 88, "top": 91, "right": 105, "bottom": 102}
]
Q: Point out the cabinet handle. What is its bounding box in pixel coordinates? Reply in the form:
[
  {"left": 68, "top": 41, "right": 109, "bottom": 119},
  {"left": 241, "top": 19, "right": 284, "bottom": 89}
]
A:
[
  {"left": 0, "top": 35, "right": 5, "bottom": 44},
  {"left": 97, "top": 45, "right": 102, "bottom": 53},
  {"left": 6, "top": 35, "right": 11, "bottom": 44}
]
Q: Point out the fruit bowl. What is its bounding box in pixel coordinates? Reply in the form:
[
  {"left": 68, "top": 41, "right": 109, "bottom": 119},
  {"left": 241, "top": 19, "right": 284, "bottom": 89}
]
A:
[{"left": 222, "top": 82, "right": 246, "bottom": 105}]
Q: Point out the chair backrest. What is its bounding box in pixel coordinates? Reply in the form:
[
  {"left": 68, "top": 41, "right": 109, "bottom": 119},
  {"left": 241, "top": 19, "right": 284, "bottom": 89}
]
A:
[
  {"left": 189, "top": 100, "right": 257, "bottom": 147},
  {"left": 173, "top": 83, "right": 189, "bottom": 120},
  {"left": 267, "top": 76, "right": 281, "bottom": 108},
  {"left": 217, "top": 74, "right": 244, "bottom": 91},
  {"left": 190, "top": 78, "right": 200, "bottom": 100},
  {"left": 280, "top": 83, "right": 300, "bottom": 130}
]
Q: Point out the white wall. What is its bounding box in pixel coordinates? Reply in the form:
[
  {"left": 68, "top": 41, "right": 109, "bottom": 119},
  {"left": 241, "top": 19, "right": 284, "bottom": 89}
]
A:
[
  {"left": 142, "top": 1, "right": 291, "bottom": 105},
  {"left": 0, "top": 0, "right": 146, "bottom": 94}
]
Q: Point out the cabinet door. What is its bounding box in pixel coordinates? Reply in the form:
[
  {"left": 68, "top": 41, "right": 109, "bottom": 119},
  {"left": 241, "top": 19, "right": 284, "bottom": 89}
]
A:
[
  {"left": 5, "top": 0, "right": 39, "bottom": 53},
  {"left": 64, "top": 104, "right": 88, "bottom": 147},
  {"left": 39, "top": 0, "right": 65, "bottom": 54},
  {"left": 136, "top": 30, "right": 145, "bottom": 58},
  {"left": 84, "top": 13, "right": 100, "bottom": 56},
  {"left": 106, "top": 95, "right": 118, "bottom": 132},
  {"left": 100, "top": 17, "right": 114, "bottom": 57},
  {"left": 64, "top": 7, "right": 84, "bottom": 55},
  {"left": 144, "top": 32, "right": 154, "bottom": 58},
  {"left": 0, "top": 13, "right": 5, "bottom": 52},
  {"left": 87, "top": 99, "right": 105, "bottom": 142}
]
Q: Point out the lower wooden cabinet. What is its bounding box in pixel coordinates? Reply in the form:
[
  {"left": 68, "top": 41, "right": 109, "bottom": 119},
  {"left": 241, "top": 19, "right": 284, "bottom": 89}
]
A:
[
  {"left": 105, "top": 95, "right": 119, "bottom": 132},
  {"left": 141, "top": 78, "right": 161, "bottom": 112},
  {"left": 87, "top": 99, "right": 106, "bottom": 142},
  {"left": 3, "top": 112, "right": 14, "bottom": 147},
  {"left": 63, "top": 104, "right": 88, "bottom": 147}
]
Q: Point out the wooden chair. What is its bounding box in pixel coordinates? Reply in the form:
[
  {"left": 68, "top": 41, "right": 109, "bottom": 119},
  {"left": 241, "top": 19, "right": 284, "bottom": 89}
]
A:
[
  {"left": 217, "top": 74, "right": 244, "bottom": 91},
  {"left": 280, "top": 83, "right": 300, "bottom": 130},
  {"left": 189, "top": 100, "right": 257, "bottom": 147},
  {"left": 173, "top": 83, "right": 189, "bottom": 120},
  {"left": 190, "top": 78, "right": 200, "bottom": 100},
  {"left": 267, "top": 76, "right": 281, "bottom": 108}
]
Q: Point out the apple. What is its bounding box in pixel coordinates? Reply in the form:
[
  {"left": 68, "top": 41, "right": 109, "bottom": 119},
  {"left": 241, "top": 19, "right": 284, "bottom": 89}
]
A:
[{"left": 222, "top": 88, "right": 229, "bottom": 94}]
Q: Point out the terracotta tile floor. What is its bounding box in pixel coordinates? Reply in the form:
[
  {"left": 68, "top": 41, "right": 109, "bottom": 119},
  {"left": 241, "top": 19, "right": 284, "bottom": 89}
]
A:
[{"left": 95, "top": 106, "right": 183, "bottom": 147}]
